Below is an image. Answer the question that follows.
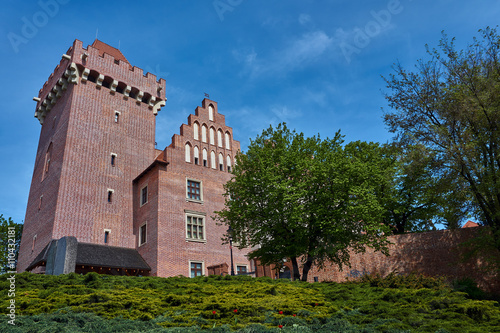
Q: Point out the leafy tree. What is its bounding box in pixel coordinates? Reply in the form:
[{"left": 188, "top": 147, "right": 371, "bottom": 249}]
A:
[
  {"left": 383, "top": 27, "right": 500, "bottom": 251},
  {"left": 216, "top": 124, "right": 390, "bottom": 281},
  {"left": 0, "top": 215, "right": 23, "bottom": 273}
]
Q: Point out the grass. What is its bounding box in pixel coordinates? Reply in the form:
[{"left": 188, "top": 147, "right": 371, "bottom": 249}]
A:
[{"left": 0, "top": 272, "right": 499, "bottom": 332}]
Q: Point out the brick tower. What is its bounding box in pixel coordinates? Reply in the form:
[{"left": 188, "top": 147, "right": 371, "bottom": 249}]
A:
[{"left": 17, "top": 39, "right": 166, "bottom": 272}]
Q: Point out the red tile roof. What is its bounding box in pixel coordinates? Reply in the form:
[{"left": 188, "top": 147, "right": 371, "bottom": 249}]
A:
[
  {"left": 462, "top": 220, "right": 480, "bottom": 228},
  {"left": 91, "top": 39, "right": 129, "bottom": 64}
]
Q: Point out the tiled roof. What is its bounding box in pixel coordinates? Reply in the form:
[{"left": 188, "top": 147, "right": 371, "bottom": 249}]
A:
[
  {"left": 26, "top": 239, "right": 151, "bottom": 271},
  {"left": 462, "top": 220, "right": 480, "bottom": 228},
  {"left": 76, "top": 242, "right": 150, "bottom": 270},
  {"left": 91, "top": 39, "right": 129, "bottom": 64}
]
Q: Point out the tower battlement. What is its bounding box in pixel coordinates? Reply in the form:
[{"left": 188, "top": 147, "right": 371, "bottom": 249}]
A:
[{"left": 34, "top": 39, "right": 166, "bottom": 125}]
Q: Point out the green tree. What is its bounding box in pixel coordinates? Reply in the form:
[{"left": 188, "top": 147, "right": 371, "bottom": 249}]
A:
[
  {"left": 0, "top": 215, "right": 23, "bottom": 273},
  {"left": 383, "top": 27, "right": 500, "bottom": 251},
  {"left": 216, "top": 124, "right": 390, "bottom": 281}
]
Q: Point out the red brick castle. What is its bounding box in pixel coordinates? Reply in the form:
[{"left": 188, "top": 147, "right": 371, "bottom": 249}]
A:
[{"left": 17, "top": 39, "right": 258, "bottom": 277}]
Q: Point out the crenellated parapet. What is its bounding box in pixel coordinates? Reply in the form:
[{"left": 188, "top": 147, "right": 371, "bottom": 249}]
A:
[{"left": 33, "top": 39, "right": 167, "bottom": 125}]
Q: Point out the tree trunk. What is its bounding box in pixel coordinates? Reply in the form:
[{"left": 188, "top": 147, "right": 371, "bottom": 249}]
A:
[
  {"left": 290, "top": 256, "right": 301, "bottom": 281},
  {"left": 301, "top": 255, "right": 314, "bottom": 281}
]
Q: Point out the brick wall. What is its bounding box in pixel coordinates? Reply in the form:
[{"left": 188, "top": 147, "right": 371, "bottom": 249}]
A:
[
  {"left": 289, "top": 227, "right": 500, "bottom": 294},
  {"left": 18, "top": 39, "right": 166, "bottom": 272},
  {"left": 135, "top": 99, "right": 252, "bottom": 277}
]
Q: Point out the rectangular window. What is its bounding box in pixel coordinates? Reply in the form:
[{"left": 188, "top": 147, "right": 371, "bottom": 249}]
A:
[
  {"left": 104, "top": 230, "right": 110, "bottom": 244},
  {"left": 237, "top": 265, "right": 248, "bottom": 275},
  {"left": 190, "top": 262, "right": 203, "bottom": 278},
  {"left": 186, "top": 213, "right": 205, "bottom": 241},
  {"left": 139, "top": 223, "right": 147, "bottom": 246},
  {"left": 194, "top": 157, "right": 199, "bottom": 165},
  {"left": 111, "top": 153, "right": 116, "bottom": 166},
  {"left": 141, "top": 185, "right": 148, "bottom": 206},
  {"left": 107, "top": 189, "right": 114, "bottom": 203},
  {"left": 187, "top": 179, "right": 202, "bottom": 201},
  {"left": 114, "top": 111, "right": 120, "bottom": 123}
]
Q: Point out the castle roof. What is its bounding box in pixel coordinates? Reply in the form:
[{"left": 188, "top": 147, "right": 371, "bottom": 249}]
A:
[
  {"left": 26, "top": 239, "right": 151, "bottom": 272},
  {"left": 91, "top": 39, "right": 129, "bottom": 64},
  {"left": 462, "top": 220, "right": 480, "bottom": 228}
]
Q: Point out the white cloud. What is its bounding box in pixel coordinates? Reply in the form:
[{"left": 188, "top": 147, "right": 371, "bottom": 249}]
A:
[
  {"left": 234, "top": 30, "right": 334, "bottom": 78},
  {"left": 298, "top": 13, "right": 311, "bottom": 26}
]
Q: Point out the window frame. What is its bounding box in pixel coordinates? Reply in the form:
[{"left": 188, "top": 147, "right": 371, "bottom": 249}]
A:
[
  {"left": 186, "top": 178, "right": 203, "bottom": 203},
  {"left": 236, "top": 265, "right": 249, "bottom": 275},
  {"left": 139, "top": 222, "right": 147, "bottom": 246},
  {"left": 104, "top": 229, "right": 111, "bottom": 244},
  {"left": 189, "top": 260, "right": 204, "bottom": 278},
  {"left": 107, "top": 189, "right": 114, "bottom": 203},
  {"left": 111, "top": 153, "right": 117, "bottom": 166},
  {"left": 140, "top": 185, "right": 148, "bottom": 206},
  {"left": 185, "top": 210, "right": 207, "bottom": 242}
]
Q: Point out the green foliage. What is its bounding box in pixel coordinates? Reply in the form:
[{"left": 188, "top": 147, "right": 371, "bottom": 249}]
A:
[
  {"left": 1, "top": 272, "right": 499, "bottom": 332},
  {"left": 383, "top": 27, "right": 500, "bottom": 253},
  {"left": 0, "top": 214, "right": 23, "bottom": 273},
  {"left": 216, "top": 123, "right": 390, "bottom": 281}
]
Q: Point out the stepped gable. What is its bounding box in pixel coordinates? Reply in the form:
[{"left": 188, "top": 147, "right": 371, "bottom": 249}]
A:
[{"left": 167, "top": 98, "right": 240, "bottom": 152}]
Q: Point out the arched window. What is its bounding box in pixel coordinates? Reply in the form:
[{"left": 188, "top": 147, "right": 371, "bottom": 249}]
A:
[
  {"left": 211, "top": 151, "right": 216, "bottom": 169},
  {"left": 193, "top": 122, "right": 199, "bottom": 140},
  {"left": 210, "top": 127, "right": 215, "bottom": 145},
  {"left": 225, "top": 132, "right": 231, "bottom": 149},
  {"left": 202, "top": 124, "right": 207, "bottom": 143},
  {"left": 219, "top": 153, "right": 224, "bottom": 171},
  {"left": 209, "top": 105, "right": 214, "bottom": 121},
  {"left": 217, "top": 129, "right": 223, "bottom": 147},
  {"left": 185, "top": 143, "right": 191, "bottom": 163},
  {"left": 202, "top": 149, "right": 208, "bottom": 167},
  {"left": 193, "top": 146, "right": 199, "bottom": 165},
  {"left": 227, "top": 155, "right": 232, "bottom": 172}
]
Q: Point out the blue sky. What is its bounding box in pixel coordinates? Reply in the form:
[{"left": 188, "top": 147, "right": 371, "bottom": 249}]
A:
[{"left": 1, "top": 0, "right": 499, "bottom": 224}]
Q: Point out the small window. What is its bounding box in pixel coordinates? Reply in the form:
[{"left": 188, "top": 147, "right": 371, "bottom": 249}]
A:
[
  {"left": 114, "top": 111, "right": 120, "bottom": 123},
  {"left": 32, "top": 234, "right": 37, "bottom": 252},
  {"left": 237, "top": 265, "right": 248, "bottom": 275},
  {"left": 187, "top": 180, "right": 202, "bottom": 201},
  {"left": 202, "top": 125, "right": 207, "bottom": 143},
  {"left": 38, "top": 195, "right": 43, "bottom": 210},
  {"left": 185, "top": 143, "right": 191, "bottom": 163},
  {"left": 190, "top": 261, "right": 203, "bottom": 278},
  {"left": 227, "top": 155, "right": 232, "bottom": 173},
  {"left": 211, "top": 151, "right": 216, "bottom": 169},
  {"left": 141, "top": 186, "right": 148, "bottom": 206},
  {"left": 194, "top": 146, "right": 199, "bottom": 165},
  {"left": 111, "top": 153, "right": 117, "bottom": 166},
  {"left": 186, "top": 213, "right": 205, "bottom": 241},
  {"left": 208, "top": 105, "right": 214, "bottom": 121},
  {"left": 202, "top": 149, "right": 208, "bottom": 167},
  {"left": 139, "top": 223, "right": 147, "bottom": 246},
  {"left": 217, "top": 130, "right": 223, "bottom": 147},
  {"left": 107, "top": 189, "right": 114, "bottom": 203},
  {"left": 219, "top": 153, "right": 224, "bottom": 171},
  {"left": 210, "top": 127, "right": 215, "bottom": 145},
  {"left": 104, "top": 230, "right": 110, "bottom": 244},
  {"left": 42, "top": 143, "right": 53, "bottom": 181},
  {"left": 193, "top": 122, "right": 199, "bottom": 140}
]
